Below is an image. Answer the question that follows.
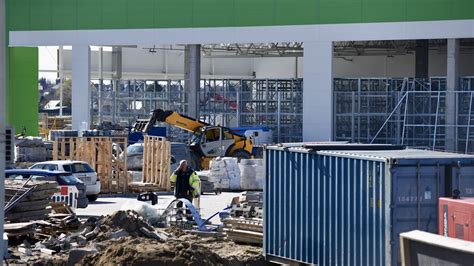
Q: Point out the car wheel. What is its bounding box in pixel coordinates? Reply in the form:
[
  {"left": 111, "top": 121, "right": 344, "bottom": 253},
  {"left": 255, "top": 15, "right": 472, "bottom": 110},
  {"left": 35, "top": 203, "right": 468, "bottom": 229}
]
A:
[{"left": 87, "top": 194, "right": 99, "bottom": 202}]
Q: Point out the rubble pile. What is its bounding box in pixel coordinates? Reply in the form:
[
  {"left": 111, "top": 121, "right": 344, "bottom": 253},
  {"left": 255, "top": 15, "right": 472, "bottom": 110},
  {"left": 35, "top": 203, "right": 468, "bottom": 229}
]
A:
[
  {"left": 89, "top": 210, "right": 168, "bottom": 241},
  {"left": 5, "top": 180, "right": 57, "bottom": 222},
  {"left": 6, "top": 210, "right": 267, "bottom": 265}
]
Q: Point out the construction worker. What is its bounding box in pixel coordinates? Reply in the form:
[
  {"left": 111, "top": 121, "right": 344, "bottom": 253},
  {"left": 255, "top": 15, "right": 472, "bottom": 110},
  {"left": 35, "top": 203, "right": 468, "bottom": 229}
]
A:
[{"left": 170, "top": 160, "right": 200, "bottom": 203}]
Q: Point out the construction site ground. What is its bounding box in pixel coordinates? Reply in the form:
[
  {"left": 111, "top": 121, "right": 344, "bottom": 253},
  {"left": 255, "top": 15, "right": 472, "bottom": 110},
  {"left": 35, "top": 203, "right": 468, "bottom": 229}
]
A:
[
  {"left": 76, "top": 192, "right": 242, "bottom": 224},
  {"left": 6, "top": 192, "right": 268, "bottom": 265}
]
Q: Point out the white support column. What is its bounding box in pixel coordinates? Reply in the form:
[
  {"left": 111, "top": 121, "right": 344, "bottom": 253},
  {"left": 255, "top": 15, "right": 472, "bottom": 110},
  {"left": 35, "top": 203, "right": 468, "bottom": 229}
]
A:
[
  {"left": 445, "top": 39, "right": 459, "bottom": 152},
  {"left": 72, "top": 45, "right": 91, "bottom": 131},
  {"left": 0, "top": 0, "right": 6, "bottom": 258},
  {"left": 303, "top": 41, "right": 333, "bottom": 141}
]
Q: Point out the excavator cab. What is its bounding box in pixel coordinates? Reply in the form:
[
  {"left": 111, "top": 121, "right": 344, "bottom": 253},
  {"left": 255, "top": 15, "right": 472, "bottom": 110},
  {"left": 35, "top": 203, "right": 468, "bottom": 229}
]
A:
[
  {"left": 190, "top": 126, "right": 236, "bottom": 157},
  {"left": 141, "top": 109, "right": 253, "bottom": 169}
]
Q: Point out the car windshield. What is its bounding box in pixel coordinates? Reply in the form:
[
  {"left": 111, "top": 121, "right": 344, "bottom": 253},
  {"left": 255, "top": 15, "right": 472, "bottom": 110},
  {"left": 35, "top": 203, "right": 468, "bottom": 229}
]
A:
[
  {"left": 63, "top": 163, "right": 95, "bottom": 173},
  {"left": 31, "top": 164, "right": 58, "bottom": 171},
  {"left": 127, "top": 145, "right": 144, "bottom": 154}
]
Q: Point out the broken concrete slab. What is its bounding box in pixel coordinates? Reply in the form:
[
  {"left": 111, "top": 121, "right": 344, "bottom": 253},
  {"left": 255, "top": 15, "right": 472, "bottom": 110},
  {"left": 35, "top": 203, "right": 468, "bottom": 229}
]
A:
[
  {"left": 110, "top": 229, "right": 129, "bottom": 240},
  {"left": 67, "top": 248, "right": 97, "bottom": 266}
]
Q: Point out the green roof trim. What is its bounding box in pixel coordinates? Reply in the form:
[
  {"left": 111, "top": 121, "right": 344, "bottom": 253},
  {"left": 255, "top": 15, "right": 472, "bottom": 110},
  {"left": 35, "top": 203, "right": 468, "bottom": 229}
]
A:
[{"left": 6, "top": 0, "right": 474, "bottom": 31}]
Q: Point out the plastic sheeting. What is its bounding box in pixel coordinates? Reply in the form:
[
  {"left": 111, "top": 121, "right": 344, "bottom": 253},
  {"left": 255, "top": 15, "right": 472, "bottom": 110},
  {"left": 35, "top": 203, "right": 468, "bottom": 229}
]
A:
[
  {"left": 209, "top": 157, "right": 264, "bottom": 190},
  {"left": 209, "top": 157, "right": 241, "bottom": 190},
  {"left": 239, "top": 159, "right": 264, "bottom": 190}
]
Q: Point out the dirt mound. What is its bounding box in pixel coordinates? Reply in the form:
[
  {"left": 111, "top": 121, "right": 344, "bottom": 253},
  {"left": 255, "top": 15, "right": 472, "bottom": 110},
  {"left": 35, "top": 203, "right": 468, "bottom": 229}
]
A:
[
  {"left": 82, "top": 237, "right": 224, "bottom": 265},
  {"left": 81, "top": 233, "right": 268, "bottom": 266}
]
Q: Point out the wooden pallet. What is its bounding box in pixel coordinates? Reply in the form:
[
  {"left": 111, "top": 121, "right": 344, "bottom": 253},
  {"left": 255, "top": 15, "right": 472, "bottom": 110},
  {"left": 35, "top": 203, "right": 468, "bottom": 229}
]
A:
[
  {"left": 53, "top": 136, "right": 128, "bottom": 193},
  {"left": 128, "top": 182, "right": 167, "bottom": 193},
  {"left": 142, "top": 136, "right": 171, "bottom": 191}
]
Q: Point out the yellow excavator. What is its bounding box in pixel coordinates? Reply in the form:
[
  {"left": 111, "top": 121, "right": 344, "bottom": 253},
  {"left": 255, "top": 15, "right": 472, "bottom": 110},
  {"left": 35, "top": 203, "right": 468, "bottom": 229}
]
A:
[{"left": 134, "top": 109, "right": 253, "bottom": 169}]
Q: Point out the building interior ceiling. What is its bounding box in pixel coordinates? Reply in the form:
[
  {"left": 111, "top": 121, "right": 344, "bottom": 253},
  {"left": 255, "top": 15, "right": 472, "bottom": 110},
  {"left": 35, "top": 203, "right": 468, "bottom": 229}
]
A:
[{"left": 138, "top": 39, "right": 474, "bottom": 58}]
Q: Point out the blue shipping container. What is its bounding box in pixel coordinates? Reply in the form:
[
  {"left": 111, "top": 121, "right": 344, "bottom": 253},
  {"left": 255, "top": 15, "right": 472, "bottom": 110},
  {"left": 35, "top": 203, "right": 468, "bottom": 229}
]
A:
[{"left": 264, "top": 148, "right": 474, "bottom": 265}]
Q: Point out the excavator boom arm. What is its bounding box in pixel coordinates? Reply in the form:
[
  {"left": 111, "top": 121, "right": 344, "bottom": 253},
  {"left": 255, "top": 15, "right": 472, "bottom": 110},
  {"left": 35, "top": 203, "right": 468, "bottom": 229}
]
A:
[{"left": 147, "top": 109, "right": 209, "bottom": 133}]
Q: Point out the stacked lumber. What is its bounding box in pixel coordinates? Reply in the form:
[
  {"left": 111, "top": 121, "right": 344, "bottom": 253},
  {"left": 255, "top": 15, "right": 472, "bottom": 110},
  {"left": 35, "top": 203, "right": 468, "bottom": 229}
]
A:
[
  {"left": 223, "top": 218, "right": 263, "bottom": 245},
  {"left": 223, "top": 191, "right": 264, "bottom": 245},
  {"left": 53, "top": 136, "right": 128, "bottom": 193},
  {"left": 140, "top": 136, "right": 171, "bottom": 191},
  {"left": 4, "top": 222, "right": 36, "bottom": 238},
  {"left": 5, "top": 180, "right": 58, "bottom": 222},
  {"left": 128, "top": 182, "right": 167, "bottom": 193}
]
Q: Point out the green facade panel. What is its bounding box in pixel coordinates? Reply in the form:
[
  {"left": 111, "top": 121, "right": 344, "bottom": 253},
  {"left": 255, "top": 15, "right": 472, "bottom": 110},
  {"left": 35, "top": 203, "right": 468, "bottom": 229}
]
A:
[
  {"left": 361, "top": 0, "right": 406, "bottom": 23},
  {"left": 234, "top": 0, "right": 275, "bottom": 26},
  {"left": 155, "top": 0, "right": 194, "bottom": 28},
  {"left": 29, "top": 0, "right": 53, "bottom": 30},
  {"left": 6, "top": 0, "right": 474, "bottom": 31},
  {"left": 102, "top": 0, "right": 128, "bottom": 29},
  {"left": 51, "top": 0, "right": 78, "bottom": 30},
  {"left": 77, "top": 0, "right": 101, "bottom": 29},
  {"left": 6, "top": 0, "right": 30, "bottom": 31},
  {"left": 127, "top": 0, "right": 156, "bottom": 28},
  {"left": 7, "top": 47, "right": 39, "bottom": 136},
  {"left": 194, "top": 0, "right": 234, "bottom": 27},
  {"left": 319, "top": 0, "right": 362, "bottom": 24},
  {"left": 275, "top": 0, "right": 318, "bottom": 25}
]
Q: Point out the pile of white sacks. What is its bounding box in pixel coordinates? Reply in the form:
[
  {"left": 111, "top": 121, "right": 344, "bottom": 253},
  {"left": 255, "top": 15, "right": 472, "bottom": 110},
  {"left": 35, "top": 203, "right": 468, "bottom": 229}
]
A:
[{"left": 208, "top": 157, "right": 264, "bottom": 190}]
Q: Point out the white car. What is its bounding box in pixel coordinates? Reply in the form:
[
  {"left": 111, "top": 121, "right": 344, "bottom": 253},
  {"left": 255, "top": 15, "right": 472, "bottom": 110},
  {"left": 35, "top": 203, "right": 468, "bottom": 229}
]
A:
[{"left": 30, "top": 160, "right": 101, "bottom": 201}]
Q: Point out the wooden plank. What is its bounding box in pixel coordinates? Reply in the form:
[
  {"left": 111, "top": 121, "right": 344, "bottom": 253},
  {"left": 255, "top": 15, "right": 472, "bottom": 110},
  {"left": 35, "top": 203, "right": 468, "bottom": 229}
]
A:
[
  {"left": 140, "top": 136, "right": 170, "bottom": 190},
  {"left": 52, "top": 140, "right": 58, "bottom": 160},
  {"left": 60, "top": 138, "right": 66, "bottom": 160}
]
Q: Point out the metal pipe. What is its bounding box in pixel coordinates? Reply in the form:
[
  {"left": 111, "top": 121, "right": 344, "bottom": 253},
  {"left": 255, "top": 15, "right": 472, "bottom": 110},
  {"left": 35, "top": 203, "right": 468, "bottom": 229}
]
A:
[
  {"left": 401, "top": 92, "right": 409, "bottom": 145},
  {"left": 370, "top": 92, "right": 408, "bottom": 144},
  {"left": 432, "top": 91, "right": 441, "bottom": 150}
]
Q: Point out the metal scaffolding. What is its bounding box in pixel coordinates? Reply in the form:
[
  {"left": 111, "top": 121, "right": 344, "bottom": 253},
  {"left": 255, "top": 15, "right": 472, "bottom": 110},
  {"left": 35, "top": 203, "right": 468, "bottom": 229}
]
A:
[
  {"left": 91, "top": 76, "right": 473, "bottom": 152},
  {"left": 91, "top": 78, "right": 303, "bottom": 143},
  {"left": 334, "top": 77, "right": 474, "bottom": 153},
  {"left": 90, "top": 79, "right": 189, "bottom": 141}
]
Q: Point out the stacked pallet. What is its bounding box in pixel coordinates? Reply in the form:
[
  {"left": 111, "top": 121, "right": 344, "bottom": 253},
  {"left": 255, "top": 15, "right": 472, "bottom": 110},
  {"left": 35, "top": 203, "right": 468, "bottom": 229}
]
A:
[
  {"left": 223, "top": 191, "right": 264, "bottom": 245},
  {"left": 5, "top": 180, "right": 58, "bottom": 222},
  {"left": 130, "top": 136, "right": 171, "bottom": 192},
  {"left": 53, "top": 136, "right": 128, "bottom": 193},
  {"left": 223, "top": 218, "right": 263, "bottom": 245}
]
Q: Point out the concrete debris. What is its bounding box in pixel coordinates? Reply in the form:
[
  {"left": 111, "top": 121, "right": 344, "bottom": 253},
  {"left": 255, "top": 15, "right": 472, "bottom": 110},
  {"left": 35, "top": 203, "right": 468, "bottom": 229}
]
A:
[
  {"left": 109, "top": 229, "right": 129, "bottom": 240},
  {"left": 6, "top": 210, "right": 266, "bottom": 265},
  {"left": 18, "top": 247, "right": 32, "bottom": 256},
  {"left": 67, "top": 248, "right": 98, "bottom": 265}
]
